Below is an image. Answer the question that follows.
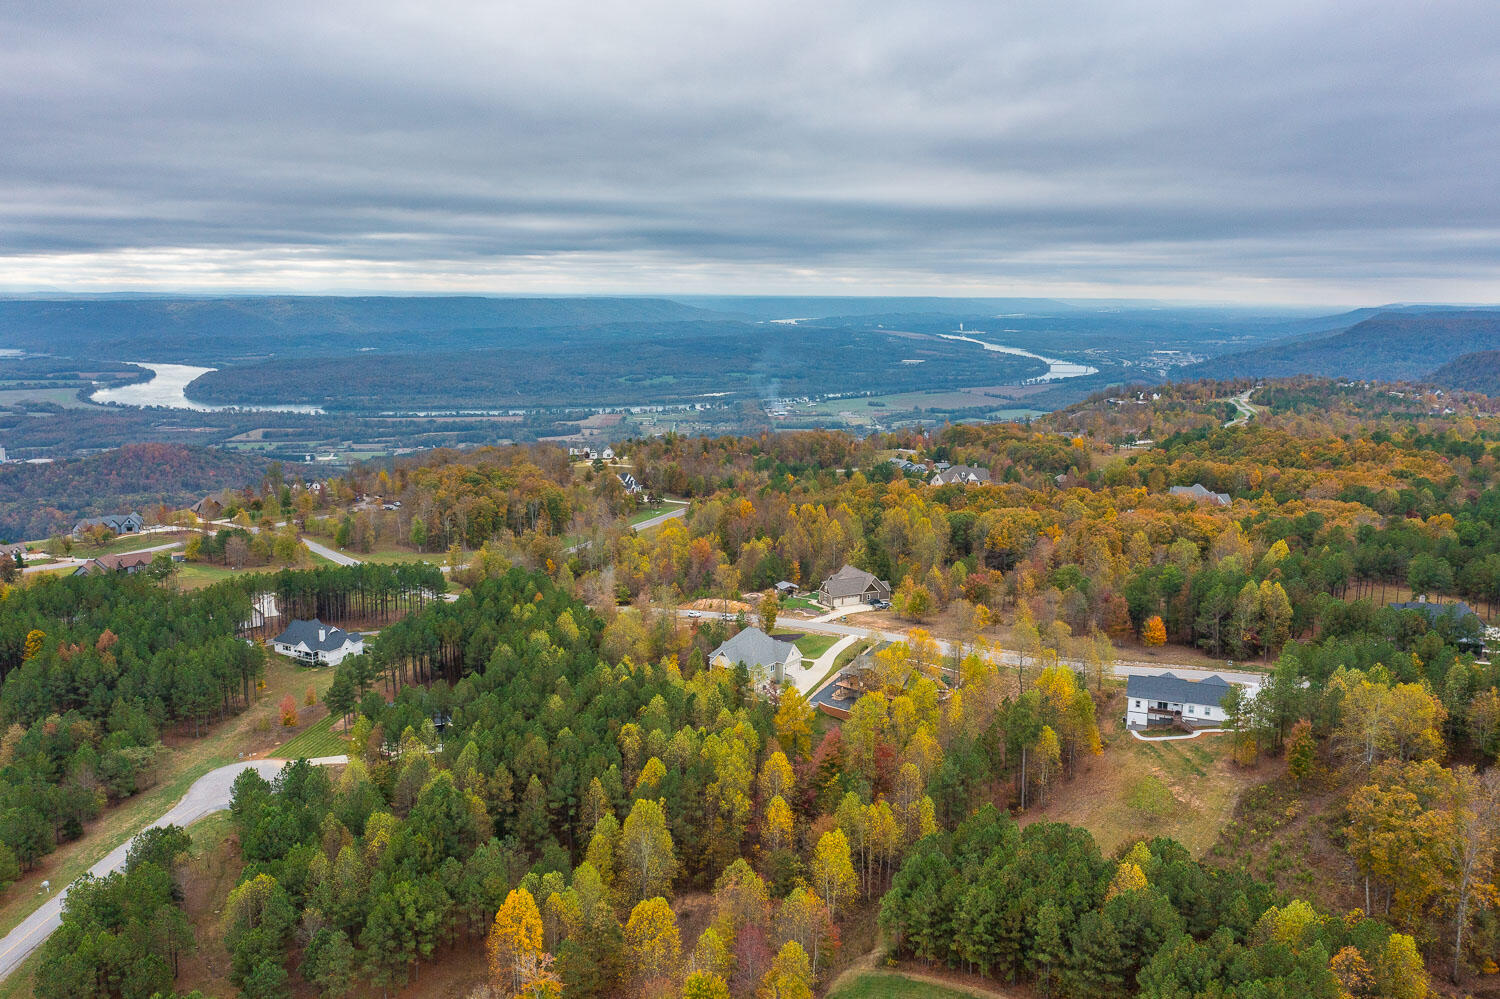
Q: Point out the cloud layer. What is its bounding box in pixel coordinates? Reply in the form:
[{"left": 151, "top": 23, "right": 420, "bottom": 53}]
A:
[{"left": 3, "top": 0, "right": 1498, "bottom": 302}]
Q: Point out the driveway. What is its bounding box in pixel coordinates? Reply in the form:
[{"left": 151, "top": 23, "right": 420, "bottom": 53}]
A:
[
  {"left": 302, "top": 536, "right": 361, "bottom": 566},
  {"left": 792, "top": 633, "right": 858, "bottom": 696},
  {"left": 0, "top": 755, "right": 347, "bottom": 983}
]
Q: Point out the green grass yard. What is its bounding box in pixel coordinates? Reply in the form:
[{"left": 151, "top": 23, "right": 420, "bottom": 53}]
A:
[
  {"left": 789, "top": 632, "right": 839, "bottom": 659},
  {"left": 274, "top": 715, "right": 348, "bottom": 759}
]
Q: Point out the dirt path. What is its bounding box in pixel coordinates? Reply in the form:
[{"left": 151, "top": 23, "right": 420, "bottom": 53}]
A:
[{"left": 827, "top": 958, "right": 1025, "bottom": 999}]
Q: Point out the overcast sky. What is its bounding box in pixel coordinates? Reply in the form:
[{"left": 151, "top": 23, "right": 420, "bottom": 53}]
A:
[{"left": 2, "top": 0, "right": 1497, "bottom": 304}]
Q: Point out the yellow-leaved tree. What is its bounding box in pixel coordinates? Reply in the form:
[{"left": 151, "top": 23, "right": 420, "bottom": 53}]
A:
[
  {"left": 487, "top": 887, "right": 544, "bottom": 996},
  {"left": 1142, "top": 615, "right": 1167, "bottom": 648},
  {"left": 810, "top": 829, "right": 859, "bottom": 921},
  {"left": 756, "top": 941, "right": 814, "bottom": 999},
  {"left": 624, "top": 897, "right": 681, "bottom": 995}
]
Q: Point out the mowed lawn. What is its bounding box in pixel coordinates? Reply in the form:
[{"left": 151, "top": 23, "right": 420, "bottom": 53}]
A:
[
  {"left": 789, "top": 632, "right": 839, "bottom": 659},
  {"left": 1025, "top": 727, "right": 1264, "bottom": 857},
  {"left": 274, "top": 715, "right": 348, "bottom": 759}
]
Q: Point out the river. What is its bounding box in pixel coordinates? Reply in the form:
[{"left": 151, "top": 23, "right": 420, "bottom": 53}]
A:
[
  {"left": 937, "top": 333, "right": 1099, "bottom": 381},
  {"left": 90, "top": 362, "right": 323, "bottom": 414}
]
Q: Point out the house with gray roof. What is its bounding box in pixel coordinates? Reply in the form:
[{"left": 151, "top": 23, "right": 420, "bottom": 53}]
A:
[
  {"left": 271, "top": 619, "right": 364, "bottom": 666},
  {"left": 1168, "top": 483, "right": 1230, "bottom": 506},
  {"left": 709, "top": 626, "right": 802, "bottom": 686},
  {"left": 1125, "top": 671, "right": 1241, "bottom": 729},
  {"left": 72, "top": 512, "right": 145, "bottom": 536},
  {"left": 1389, "top": 598, "right": 1484, "bottom": 653},
  {"left": 931, "top": 464, "right": 992, "bottom": 486},
  {"left": 816, "top": 564, "right": 891, "bottom": 608}
]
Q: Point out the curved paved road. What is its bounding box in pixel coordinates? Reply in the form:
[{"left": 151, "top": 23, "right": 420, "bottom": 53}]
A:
[
  {"left": 0, "top": 755, "right": 347, "bottom": 983},
  {"left": 301, "top": 536, "right": 361, "bottom": 566},
  {"left": 681, "top": 609, "right": 1266, "bottom": 689}
]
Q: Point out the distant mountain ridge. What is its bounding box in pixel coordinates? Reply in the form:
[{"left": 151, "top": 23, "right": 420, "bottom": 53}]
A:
[
  {"left": 1184, "top": 310, "right": 1500, "bottom": 382},
  {"left": 0, "top": 295, "right": 730, "bottom": 364}
]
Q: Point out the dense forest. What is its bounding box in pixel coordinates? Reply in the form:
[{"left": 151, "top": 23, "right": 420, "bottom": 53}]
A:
[{"left": 0, "top": 574, "right": 261, "bottom": 879}]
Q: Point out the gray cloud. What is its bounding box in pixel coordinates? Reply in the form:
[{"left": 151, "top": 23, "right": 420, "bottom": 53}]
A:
[{"left": 2, "top": 0, "right": 1498, "bottom": 301}]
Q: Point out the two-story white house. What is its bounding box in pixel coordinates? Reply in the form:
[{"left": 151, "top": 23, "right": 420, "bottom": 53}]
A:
[
  {"left": 270, "top": 619, "right": 364, "bottom": 666},
  {"left": 1125, "top": 671, "right": 1245, "bottom": 729}
]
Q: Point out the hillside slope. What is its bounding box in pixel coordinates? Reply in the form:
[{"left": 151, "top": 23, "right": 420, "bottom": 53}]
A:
[
  {"left": 1185, "top": 310, "right": 1500, "bottom": 382},
  {"left": 0, "top": 443, "right": 274, "bottom": 541},
  {"left": 1428, "top": 349, "right": 1500, "bottom": 395}
]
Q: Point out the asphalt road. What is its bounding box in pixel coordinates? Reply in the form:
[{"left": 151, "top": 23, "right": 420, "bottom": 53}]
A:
[
  {"left": 0, "top": 755, "right": 347, "bottom": 984},
  {"left": 301, "top": 536, "right": 361, "bottom": 566},
  {"left": 682, "top": 610, "right": 1266, "bottom": 689}
]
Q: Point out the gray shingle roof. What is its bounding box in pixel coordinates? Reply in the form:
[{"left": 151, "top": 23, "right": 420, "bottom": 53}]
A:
[
  {"left": 819, "top": 564, "right": 886, "bottom": 599},
  {"left": 709, "top": 627, "right": 797, "bottom": 669},
  {"left": 272, "top": 619, "right": 361, "bottom": 653},
  {"left": 1390, "top": 600, "right": 1479, "bottom": 622},
  {"left": 1168, "top": 483, "right": 1230, "bottom": 505},
  {"left": 1126, "top": 671, "right": 1233, "bottom": 707}
]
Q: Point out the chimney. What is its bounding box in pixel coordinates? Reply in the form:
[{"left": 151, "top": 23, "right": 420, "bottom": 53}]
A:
[{"left": 318, "top": 628, "right": 326, "bottom": 641}]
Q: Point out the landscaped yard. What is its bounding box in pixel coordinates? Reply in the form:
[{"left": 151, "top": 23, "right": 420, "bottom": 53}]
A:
[
  {"left": 59, "top": 530, "right": 191, "bottom": 557},
  {"left": 789, "top": 632, "right": 839, "bottom": 659},
  {"left": 628, "top": 502, "right": 677, "bottom": 525},
  {"left": 783, "top": 594, "right": 824, "bottom": 614},
  {"left": 274, "top": 714, "right": 348, "bottom": 759}
]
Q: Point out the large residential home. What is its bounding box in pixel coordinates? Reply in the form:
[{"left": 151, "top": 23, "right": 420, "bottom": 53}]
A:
[
  {"left": 1390, "top": 598, "right": 1485, "bottom": 653},
  {"left": 73, "top": 549, "right": 183, "bottom": 576},
  {"left": 708, "top": 627, "right": 802, "bottom": 686},
  {"left": 1168, "top": 483, "right": 1230, "bottom": 506},
  {"left": 822, "top": 561, "right": 888, "bottom": 606},
  {"left": 1125, "top": 671, "right": 1243, "bottom": 729},
  {"left": 816, "top": 564, "right": 891, "bottom": 608},
  {"left": 72, "top": 512, "right": 145, "bottom": 536},
  {"left": 270, "top": 619, "right": 364, "bottom": 666},
  {"left": 190, "top": 496, "right": 224, "bottom": 521},
  {"left": 0, "top": 543, "right": 25, "bottom": 562},
  {"left": 618, "top": 472, "right": 645, "bottom": 495},
  {"left": 931, "top": 464, "right": 992, "bottom": 486}
]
